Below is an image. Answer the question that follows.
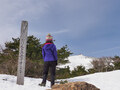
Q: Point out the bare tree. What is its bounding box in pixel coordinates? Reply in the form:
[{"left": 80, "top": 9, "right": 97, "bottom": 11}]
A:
[{"left": 91, "top": 57, "right": 113, "bottom": 72}]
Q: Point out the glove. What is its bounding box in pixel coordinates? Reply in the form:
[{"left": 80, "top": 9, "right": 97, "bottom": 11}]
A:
[{"left": 55, "top": 61, "right": 58, "bottom": 66}]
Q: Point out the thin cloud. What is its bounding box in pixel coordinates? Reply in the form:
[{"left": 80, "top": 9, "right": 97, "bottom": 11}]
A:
[
  {"left": 0, "top": 0, "right": 119, "bottom": 57},
  {"left": 51, "top": 29, "right": 69, "bottom": 35},
  {"left": 29, "top": 29, "right": 69, "bottom": 36},
  {"left": 91, "top": 46, "right": 120, "bottom": 55},
  {"left": 0, "top": 0, "right": 49, "bottom": 22},
  {"left": 0, "top": 0, "right": 49, "bottom": 46}
]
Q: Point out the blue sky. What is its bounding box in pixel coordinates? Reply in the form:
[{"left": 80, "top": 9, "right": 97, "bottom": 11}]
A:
[{"left": 0, "top": 0, "right": 120, "bottom": 57}]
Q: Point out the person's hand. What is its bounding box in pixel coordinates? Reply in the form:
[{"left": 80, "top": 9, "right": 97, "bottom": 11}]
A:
[{"left": 56, "top": 61, "right": 58, "bottom": 66}]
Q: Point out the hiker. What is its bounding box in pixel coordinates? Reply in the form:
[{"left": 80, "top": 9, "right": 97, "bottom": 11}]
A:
[{"left": 39, "top": 33, "right": 58, "bottom": 87}]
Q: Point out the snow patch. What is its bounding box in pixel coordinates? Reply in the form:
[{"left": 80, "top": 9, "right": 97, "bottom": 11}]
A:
[{"left": 57, "top": 54, "right": 94, "bottom": 71}]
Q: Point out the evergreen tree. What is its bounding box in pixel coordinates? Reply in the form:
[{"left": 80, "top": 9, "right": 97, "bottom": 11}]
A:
[
  {"left": 3, "top": 36, "right": 72, "bottom": 62},
  {"left": 4, "top": 35, "right": 42, "bottom": 60},
  {"left": 57, "top": 45, "right": 73, "bottom": 64}
]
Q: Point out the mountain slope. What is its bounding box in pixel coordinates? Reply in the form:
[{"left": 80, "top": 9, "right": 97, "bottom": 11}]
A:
[{"left": 58, "top": 54, "right": 94, "bottom": 70}]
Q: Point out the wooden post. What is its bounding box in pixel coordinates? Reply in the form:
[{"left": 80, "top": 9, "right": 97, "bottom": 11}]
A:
[{"left": 17, "top": 21, "right": 28, "bottom": 85}]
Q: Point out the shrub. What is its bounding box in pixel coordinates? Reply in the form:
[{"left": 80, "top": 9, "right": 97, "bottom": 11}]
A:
[
  {"left": 88, "top": 68, "right": 96, "bottom": 74},
  {"left": 71, "top": 65, "right": 87, "bottom": 77},
  {"left": 56, "top": 66, "right": 71, "bottom": 79},
  {"left": 59, "top": 80, "right": 68, "bottom": 84},
  {"left": 114, "top": 62, "right": 120, "bottom": 70},
  {"left": 91, "top": 57, "right": 113, "bottom": 72},
  {"left": 0, "top": 49, "right": 18, "bottom": 75},
  {"left": 25, "top": 59, "right": 44, "bottom": 78},
  {"left": 112, "top": 56, "right": 120, "bottom": 70},
  {"left": 56, "top": 65, "right": 87, "bottom": 79}
]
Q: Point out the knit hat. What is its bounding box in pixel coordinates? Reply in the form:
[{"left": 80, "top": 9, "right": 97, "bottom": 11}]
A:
[{"left": 46, "top": 33, "right": 53, "bottom": 41}]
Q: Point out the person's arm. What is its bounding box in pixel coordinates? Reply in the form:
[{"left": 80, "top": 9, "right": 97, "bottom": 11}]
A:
[
  {"left": 53, "top": 45, "right": 58, "bottom": 61},
  {"left": 42, "top": 48, "right": 45, "bottom": 59}
]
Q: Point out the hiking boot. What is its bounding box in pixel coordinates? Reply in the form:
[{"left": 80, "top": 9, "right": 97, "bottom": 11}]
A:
[
  {"left": 51, "top": 83, "right": 55, "bottom": 88},
  {"left": 38, "top": 82, "right": 46, "bottom": 86}
]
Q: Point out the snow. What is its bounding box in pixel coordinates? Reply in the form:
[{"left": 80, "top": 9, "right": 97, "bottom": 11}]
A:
[
  {"left": 64, "top": 70, "right": 120, "bottom": 90},
  {"left": 0, "top": 74, "right": 51, "bottom": 90},
  {"left": 58, "top": 54, "right": 94, "bottom": 71},
  {"left": 0, "top": 70, "right": 120, "bottom": 90}
]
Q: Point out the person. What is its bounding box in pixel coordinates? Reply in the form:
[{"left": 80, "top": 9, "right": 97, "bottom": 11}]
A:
[{"left": 39, "top": 33, "right": 58, "bottom": 87}]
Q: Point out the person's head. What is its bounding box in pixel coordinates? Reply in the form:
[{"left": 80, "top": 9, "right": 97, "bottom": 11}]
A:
[{"left": 45, "top": 33, "right": 53, "bottom": 43}]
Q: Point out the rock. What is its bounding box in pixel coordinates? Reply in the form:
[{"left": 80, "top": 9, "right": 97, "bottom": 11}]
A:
[{"left": 49, "top": 81, "right": 100, "bottom": 90}]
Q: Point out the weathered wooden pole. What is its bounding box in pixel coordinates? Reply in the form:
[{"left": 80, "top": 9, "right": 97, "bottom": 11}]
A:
[{"left": 17, "top": 21, "right": 28, "bottom": 85}]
